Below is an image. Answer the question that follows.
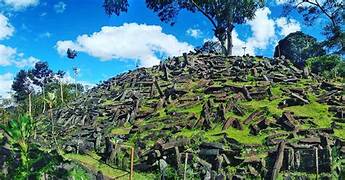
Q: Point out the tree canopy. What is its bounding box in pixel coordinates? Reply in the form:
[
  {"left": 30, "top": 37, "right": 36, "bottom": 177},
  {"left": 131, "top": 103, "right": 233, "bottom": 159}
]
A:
[{"left": 283, "top": 0, "right": 344, "bottom": 54}]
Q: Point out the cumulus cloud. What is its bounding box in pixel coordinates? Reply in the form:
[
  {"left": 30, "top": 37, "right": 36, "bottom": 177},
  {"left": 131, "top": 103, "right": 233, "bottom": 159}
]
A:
[
  {"left": 276, "top": 17, "right": 301, "bottom": 36},
  {"left": 54, "top": 1, "right": 66, "bottom": 13},
  {"left": 56, "top": 23, "right": 193, "bottom": 67},
  {"left": 0, "top": 44, "right": 41, "bottom": 67},
  {"left": 0, "top": 13, "right": 14, "bottom": 40},
  {"left": 13, "top": 56, "right": 40, "bottom": 68},
  {"left": 203, "top": 7, "right": 302, "bottom": 56},
  {"left": 232, "top": 31, "right": 255, "bottom": 56},
  {"left": 0, "top": 44, "right": 16, "bottom": 66},
  {"left": 0, "top": 73, "right": 13, "bottom": 98},
  {"left": 246, "top": 7, "right": 276, "bottom": 51},
  {"left": 186, "top": 28, "right": 202, "bottom": 38},
  {"left": 1, "top": 0, "right": 39, "bottom": 10}
]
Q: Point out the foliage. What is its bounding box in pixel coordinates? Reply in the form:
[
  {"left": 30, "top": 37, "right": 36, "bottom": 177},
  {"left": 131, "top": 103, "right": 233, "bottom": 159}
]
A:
[
  {"left": 0, "top": 115, "right": 32, "bottom": 166},
  {"left": 12, "top": 70, "right": 32, "bottom": 102},
  {"left": 306, "top": 55, "right": 345, "bottom": 78},
  {"left": 274, "top": 31, "right": 325, "bottom": 67},
  {"left": 103, "top": 0, "right": 264, "bottom": 55},
  {"left": 29, "top": 61, "right": 54, "bottom": 88},
  {"left": 68, "top": 166, "right": 90, "bottom": 180},
  {"left": 283, "top": 0, "right": 344, "bottom": 54}
]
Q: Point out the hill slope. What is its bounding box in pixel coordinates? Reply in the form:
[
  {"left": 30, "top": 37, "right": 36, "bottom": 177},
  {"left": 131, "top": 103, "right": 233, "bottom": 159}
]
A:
[{"left": 38, "top": 53, "right": 345, "bottom": 179}]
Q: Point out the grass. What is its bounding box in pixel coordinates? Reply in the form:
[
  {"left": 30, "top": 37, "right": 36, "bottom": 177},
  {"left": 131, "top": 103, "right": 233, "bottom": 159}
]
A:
[
  {"left": 240, "top": 98, "right": 284, "bottom": 118},
  {"left": 111, "top": 127, "right": 131, "bottom": 135},
  {"left": 285, "top": 94, "right": 332, "bottom": 128},
  {"left": 64, "top": 154, "right": 156, "bottom": 180},
  {"left": 225, "top": 126, "right": 266, "bottom": 144}
]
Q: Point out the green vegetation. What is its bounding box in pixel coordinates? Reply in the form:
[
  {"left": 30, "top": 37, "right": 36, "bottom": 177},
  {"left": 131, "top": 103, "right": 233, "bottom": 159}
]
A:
[
  {"left": 64, "top": 154, "right": 155, "bottom": 180},
  {"left": 306, "top": 55, "right": 345, "bottom": 79}
]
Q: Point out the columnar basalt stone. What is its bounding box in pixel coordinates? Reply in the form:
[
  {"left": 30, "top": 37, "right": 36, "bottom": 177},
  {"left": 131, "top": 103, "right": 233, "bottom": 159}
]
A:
[
  {"left": 34, "top": 53, "right": 345, "bottom": 179},
  {"left": 271, "top": 141, "right": 286, "bottom": 180}
]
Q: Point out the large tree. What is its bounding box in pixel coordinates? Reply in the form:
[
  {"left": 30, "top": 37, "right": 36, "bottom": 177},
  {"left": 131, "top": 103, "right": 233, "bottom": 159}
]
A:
[
  {"left": 283, "top": 0, "right": 344, "bottom": 54},
  {"left": 103, "top": 0, "right": 264, "bottom": 56}
]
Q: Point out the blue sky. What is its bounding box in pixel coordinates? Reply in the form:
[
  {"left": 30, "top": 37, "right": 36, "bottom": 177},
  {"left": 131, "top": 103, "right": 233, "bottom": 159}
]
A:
[{"left": 0, "top": 0, "right": 328, "bottom": 98}]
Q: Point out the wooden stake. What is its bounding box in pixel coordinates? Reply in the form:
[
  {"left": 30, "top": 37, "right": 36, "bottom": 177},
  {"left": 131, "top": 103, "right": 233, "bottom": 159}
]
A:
[
  {"left": 130, "top": 147, "right": 134, "bottom": 180},
  {"left": 183, "top": 153, "right": 188, "bottom": 180}
]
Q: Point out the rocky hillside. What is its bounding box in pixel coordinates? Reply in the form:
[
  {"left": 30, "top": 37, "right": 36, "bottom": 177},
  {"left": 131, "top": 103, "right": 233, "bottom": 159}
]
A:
[{"left": 37, "top": 53, "right": 345, "bottom": 179}]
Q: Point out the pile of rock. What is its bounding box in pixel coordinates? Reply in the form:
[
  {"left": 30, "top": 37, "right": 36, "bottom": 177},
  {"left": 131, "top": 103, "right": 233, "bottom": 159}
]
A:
[{"left": 35, "top": 52, "right": 345, "bottom": 179}]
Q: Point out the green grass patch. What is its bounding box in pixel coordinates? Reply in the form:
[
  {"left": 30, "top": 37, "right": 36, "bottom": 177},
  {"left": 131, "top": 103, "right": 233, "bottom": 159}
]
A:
[
  {"left": 64, "top": 154, "right": 127, "bottom": 178},
  {"left": 111, "top": 127, "right": 131, "bottom": 135},
  {"left": 240, "top": 98, "right": 284, "bottom": 118},
  {"left": 226, "top": 126, "right": 266, "bottom": 144},
  {"left": 64, "top": 154, "right": 157, "bottom": 179},
  {"left": 285, "top": 94, "right": 332, "bottom": 128}
]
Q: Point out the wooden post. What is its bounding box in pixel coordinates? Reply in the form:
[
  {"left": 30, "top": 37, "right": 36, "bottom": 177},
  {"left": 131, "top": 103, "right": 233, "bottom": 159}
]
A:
[
  {"left": 315, "top": 147, "right": 319, "bottom": 180},
  {"left": 130, "top": 147, "right": 134, "bottom": 180},
  {"left": 183, "top": 153, "right": 188, "bottom": 180}
]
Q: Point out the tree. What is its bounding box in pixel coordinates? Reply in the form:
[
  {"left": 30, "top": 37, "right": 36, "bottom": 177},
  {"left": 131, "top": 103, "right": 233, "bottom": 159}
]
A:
[
  {"left": 12, "top": 70, "right": 30, "bottom": 102},
  {"left": 103, "top": 0, "right": 264, "bottom": 56},
  {"left": 283, "top": 0, "right": 344, "bottom": 54},
  {"left": 274, "top": 31, "right": 325, "bottom": 67},
  {"left": 29, "top": 62, "right": 54, "bottom": 113},
  {"left": 306, "top": 55, "right": 344, "bottom": 79},
  {"left": 55, "top": 70, "right": 66, "bottom": 103}
]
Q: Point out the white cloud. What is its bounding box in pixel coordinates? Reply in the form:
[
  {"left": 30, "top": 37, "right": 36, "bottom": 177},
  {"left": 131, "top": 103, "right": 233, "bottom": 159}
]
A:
[
  {"left": 275, "top": 0, "right": 290, "bottom": 5},
  {"left": 13, "top": 56, "right": 40, "bottom": 68},
  {"left": 39, "top": 32, "right": 52, "bottom": 38},
  {"left": 0, "top": 13, "right": 14, "bottom": 40},
  {"left": 56, "top": 23, "right": 193, "bottom": 67},
  {"left": 203, "top": 7, "right": 301, "bottom": 56},
  {"left": 232, "top": 31, "right": 255, "bottom": 56},
  {"left": 276, "top": 17, "right": 301, "bottom": 36},
  {"left": 54, "top": 1, "right": 66, "bottom": 13},
  {"left": 0, "top": 44, "right": 16, "bottom": 66},
  {"left": 246, "top": 7, "right": 276, "bottom": 51},
  {"left": 186, "top": 28, "right": 202, "bottom": 38},
  {"left": 0, "top": 73, "right": 13, "bottom": 99},
  {"left": 1, "top": 0, "right": 39, "bottom": 10},
  {"left": 0, "top": 44, "right": 40, "bottom": 67}
]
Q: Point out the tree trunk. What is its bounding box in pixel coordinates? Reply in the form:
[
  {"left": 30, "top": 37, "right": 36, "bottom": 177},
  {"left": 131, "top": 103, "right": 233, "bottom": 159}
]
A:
[
  {"left": 220, "top": 39, "right": 227, "bottom": 55},
  {"left": 42, "top": 86, "right": 46, "bottom": 113},
  {"left": 226, "top": 24, "right": 235, "bottom": 56},
  {"left": 60, "top": 81, "right": 64, "bottom": 103},
  {"left": 28, "top": 92, "right": 32, "bottom": 117}
]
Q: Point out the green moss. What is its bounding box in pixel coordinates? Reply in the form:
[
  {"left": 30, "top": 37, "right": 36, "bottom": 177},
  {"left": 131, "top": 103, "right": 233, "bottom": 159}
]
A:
[
  {"left": 241, "top": 98, "right": 284, "bottom": 117},
  {"left": 111, "top": 127, "right": 131, "bottom": 135},
  {"left": 334, "top": 129, "right": 345, "bottom": 140},
  {"left": 285, "top": 94, "right": 332, "bottom": 128},
  {"left": 225, "top": 126, "right": 265, "bottom": 144},
  {"left": 102, "top": 99, "right": 114, "bottom": 106},
  {"left": 64, "top": 154, "right": 127, "bottom": 178},
  {"left": 64, "top": 154, "right": 156, "bottom": 179}
]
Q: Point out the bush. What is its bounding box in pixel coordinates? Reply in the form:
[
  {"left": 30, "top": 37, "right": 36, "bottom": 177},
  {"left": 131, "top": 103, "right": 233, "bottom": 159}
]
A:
[{"left": 306, "top": 55, "right": 345, "bottom": 78}]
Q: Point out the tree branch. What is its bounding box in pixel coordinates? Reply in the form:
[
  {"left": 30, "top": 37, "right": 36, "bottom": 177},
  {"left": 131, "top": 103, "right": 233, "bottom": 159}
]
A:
[
  {"left": 190, "top": 0, "right": 217, "bottom": 29},
  {"left": 298, "top": 0, "right": 337, "bottom": 28}
]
